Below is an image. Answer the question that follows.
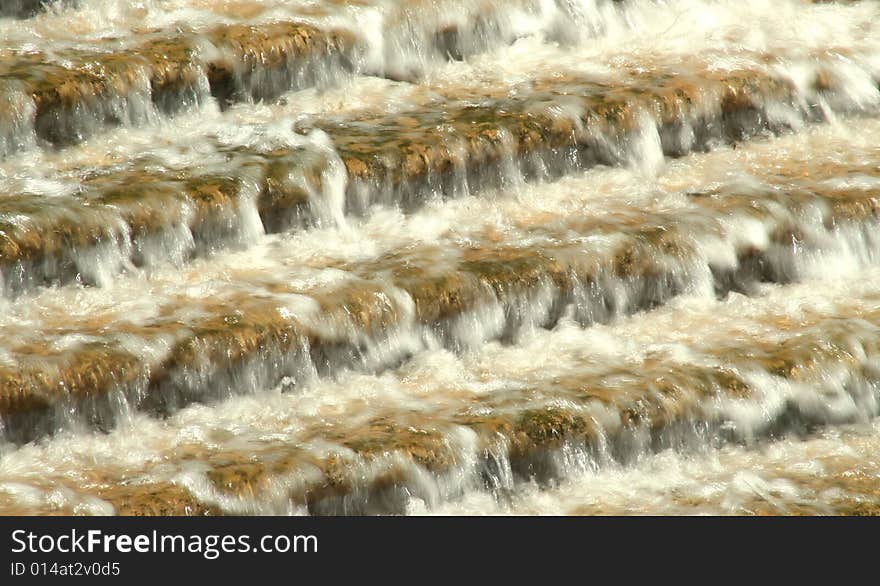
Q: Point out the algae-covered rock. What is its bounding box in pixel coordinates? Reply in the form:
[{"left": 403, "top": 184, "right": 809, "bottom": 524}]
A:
[
  {"left": 100, "top": 482, "right": 219, "bottom": 516},
  {"left": 511, "top": 407, "right": 592, "bottom": 454},
  {"left": 336, "top": 418, "right": 452, "bottom": 471}
]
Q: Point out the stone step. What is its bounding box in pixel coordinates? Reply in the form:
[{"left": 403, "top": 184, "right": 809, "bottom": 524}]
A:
[
  {"left": 3, "top": 269, "right": 880, "bottom": 514},
  {"left": 0, "top": 21, "right": 353, "bottom": 154},
  {"left": 0, "top": 0, "right": 582, "bottom": 155},
  {"left": 3, "top": 61, "right": 872, "bottom": 296},
  {"left": 1, "top": 146, "right": 880, "bottom": 442}
]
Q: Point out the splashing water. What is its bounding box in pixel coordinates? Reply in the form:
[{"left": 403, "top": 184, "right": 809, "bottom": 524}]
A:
[{"left": 1, "top": 0, "right": 880, "bottom": 516}]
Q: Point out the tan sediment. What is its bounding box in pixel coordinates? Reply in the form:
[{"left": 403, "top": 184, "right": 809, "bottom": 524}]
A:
[
  {"left": 0, "top": 478, "right": 218, "bottom": 516},
  {"left": 97, "top": 482, "right": 220, "bottom": 516}
]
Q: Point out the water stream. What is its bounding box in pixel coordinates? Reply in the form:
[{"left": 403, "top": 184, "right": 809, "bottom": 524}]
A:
[{"left": 1, "top": 0, "right": 879, "bottom": 515}]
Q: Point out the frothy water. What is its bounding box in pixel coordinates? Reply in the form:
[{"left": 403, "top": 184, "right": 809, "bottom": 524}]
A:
[
  {"left": 1, "top": 0, "right": 880, "bottom": 515},
  {"left": 420, "top": 419, "right": 880, "bottom": 515}
]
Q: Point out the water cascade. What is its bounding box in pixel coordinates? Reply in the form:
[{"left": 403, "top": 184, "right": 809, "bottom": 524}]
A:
[{"left": 1, "top": 0, "right": 880, "bottom": 515}]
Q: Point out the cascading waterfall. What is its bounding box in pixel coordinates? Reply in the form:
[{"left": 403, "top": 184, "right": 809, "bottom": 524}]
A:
[{"left": 1, "top": 0, "right": 880, "bottom": 516}]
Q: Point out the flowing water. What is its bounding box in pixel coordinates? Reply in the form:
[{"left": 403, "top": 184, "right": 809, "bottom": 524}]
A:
[{"left": 1, "top": 0, "right": 880, "bottom": 515}]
